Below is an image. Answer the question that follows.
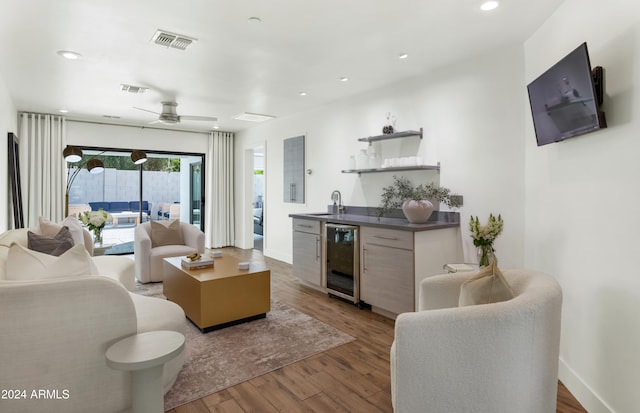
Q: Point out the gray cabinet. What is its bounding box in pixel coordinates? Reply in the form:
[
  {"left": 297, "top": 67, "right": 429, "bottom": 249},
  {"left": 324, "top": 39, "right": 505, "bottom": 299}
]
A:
[
  {"left": 360, "top": 226, "right": 415, "bottom": 315},
  {"left": 292, "top": 218, "right": 322, "bottom": 287},
  {"left": 283, "top": 135, "right": 305, "bottom": 203}
]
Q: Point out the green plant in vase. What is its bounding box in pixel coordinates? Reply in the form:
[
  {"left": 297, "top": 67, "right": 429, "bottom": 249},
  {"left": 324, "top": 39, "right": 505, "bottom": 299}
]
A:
[
  {"left": 469, "top": 213, "right": 504, "bottom": 267},
  {"left": 377, "top": 176, "right": 461, "bottom": 223}
]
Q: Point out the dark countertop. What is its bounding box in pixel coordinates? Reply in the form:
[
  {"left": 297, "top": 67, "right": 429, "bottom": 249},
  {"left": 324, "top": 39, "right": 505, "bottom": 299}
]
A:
[{"left": 289, "top": 207, "right": 460, "bottom": 232}]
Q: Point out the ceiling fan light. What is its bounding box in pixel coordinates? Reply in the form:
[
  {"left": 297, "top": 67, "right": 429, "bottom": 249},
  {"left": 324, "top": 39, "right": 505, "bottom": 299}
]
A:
[
  {"left": 87, "top": 158, "right": 105, "bottom": 174},
  {"left": 131, "top": 150, "right": 148, "bottom": 165},
  {"left": 63, "top": 146, "right": 83, "bottom": 162}
]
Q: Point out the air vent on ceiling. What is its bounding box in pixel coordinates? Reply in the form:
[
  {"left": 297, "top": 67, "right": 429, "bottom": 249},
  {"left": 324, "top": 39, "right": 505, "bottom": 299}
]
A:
[
  {"left": 151, "top": 30, "right": 196, "bottom": 50},
  {"left": 233, "top": 112, "right": 276, "bottom": 122},
  {"left": 120, "top": 84, "right": 148, "bottom": 94}
]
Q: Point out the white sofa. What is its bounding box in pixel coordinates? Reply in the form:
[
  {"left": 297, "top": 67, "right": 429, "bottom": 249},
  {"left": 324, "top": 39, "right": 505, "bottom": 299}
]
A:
[
  {"left": 0, "top": 228, "right": 187, "bottom": 412},
  {"left": 390, "top": 269, "right": 563, "bottom": 413},
  {"left": 1, "top": 227, "right": 136, "bottom": 291},
  {"left": 134, "top": 221, "right": 205, "bottom": 283}
]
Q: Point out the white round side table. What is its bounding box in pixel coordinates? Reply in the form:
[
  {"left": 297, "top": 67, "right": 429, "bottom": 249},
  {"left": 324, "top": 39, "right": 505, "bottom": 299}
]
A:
[{"left": 106, "top": 330, "right": 185, "bottom": 413}]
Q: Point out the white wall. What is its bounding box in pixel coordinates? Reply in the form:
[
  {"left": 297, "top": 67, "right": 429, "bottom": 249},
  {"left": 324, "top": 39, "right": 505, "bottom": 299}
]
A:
[
  {"left": 66, "top": 121, "right": 209, "bottom": 154},
  {"left": 0, "top": 75, "right": 18, "bottom": 232},
  {"left": 235, "top": 44, "right": 526, "bottom": 267},
  {"left": 525, "top": 2, "right": 640, "bottom": 412}
]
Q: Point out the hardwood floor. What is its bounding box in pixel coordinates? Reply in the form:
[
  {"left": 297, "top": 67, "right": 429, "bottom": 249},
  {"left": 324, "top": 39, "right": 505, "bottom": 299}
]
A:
[{"left": 166, "top": 247, "right": 586, "bottom": 413}]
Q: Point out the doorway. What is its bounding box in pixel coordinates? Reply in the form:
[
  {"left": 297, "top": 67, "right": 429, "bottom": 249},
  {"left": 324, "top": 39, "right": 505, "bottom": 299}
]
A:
[
  {"left": 252, "top": 146, "right": 265, "bottom": 251},
  {"left": 67, "top": 147, "right": 205, "bottom": 252}
]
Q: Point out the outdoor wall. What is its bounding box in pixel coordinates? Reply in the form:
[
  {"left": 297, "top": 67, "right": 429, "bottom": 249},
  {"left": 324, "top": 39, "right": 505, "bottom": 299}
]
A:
[
  {"left": 234, "top": 44, "right": 526, "bottom": 268},
  {"left": 0, "top": 75, "right": 17, "bottom": 232},
  {"left": 524, "top": 2, "right": 640, "bottom": 412}
]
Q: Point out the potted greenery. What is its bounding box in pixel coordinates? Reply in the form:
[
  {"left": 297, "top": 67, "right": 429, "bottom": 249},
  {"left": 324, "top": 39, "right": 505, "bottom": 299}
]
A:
[{"left": 377, "top": 176, "right": 461, "bottom": 223}]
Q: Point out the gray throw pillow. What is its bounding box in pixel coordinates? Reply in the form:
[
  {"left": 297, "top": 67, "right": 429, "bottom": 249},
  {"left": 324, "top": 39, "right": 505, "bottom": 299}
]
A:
[{"left": 27, "top": 226, "right": 74, "bottom": 256}]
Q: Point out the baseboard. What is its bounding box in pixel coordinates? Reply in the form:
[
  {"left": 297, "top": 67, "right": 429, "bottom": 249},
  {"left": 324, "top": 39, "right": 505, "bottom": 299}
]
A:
[{"left": 558, "top": 358, "right": 613, "bottom": 413}]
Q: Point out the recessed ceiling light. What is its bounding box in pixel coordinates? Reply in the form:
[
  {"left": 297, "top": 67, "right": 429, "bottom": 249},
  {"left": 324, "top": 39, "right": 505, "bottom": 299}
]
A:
[
  {"left": 212, "top": 125, "right": 220, "bottom": 129},
  {"left": 299, "top": 92, "right": 307, "bottom": 96},
  {"left": 248, "top": 17, "right": 262, "bottom": 23},
  {"left": 480, "top": 1, "right": 499, "bottom": 11},
  {"left": 340, "top": 77, "right": 349, "bottom": 82},
  {"left": 58, "top": 109, "right": 68, "bottom": 113},
  {"left": 398, "top": 53, "right": 409, "bottom": 59},
  {"left": 57, "top": 50, "right": 82, "bottom": 60}
]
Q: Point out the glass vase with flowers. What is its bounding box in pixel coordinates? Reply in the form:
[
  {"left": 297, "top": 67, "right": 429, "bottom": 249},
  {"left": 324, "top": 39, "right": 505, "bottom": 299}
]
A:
[
  {"left": 469, "top": 213, "right": 504, "bottom": 267},
  {"left": 80, "top": 209, "right": 112, "bottom": 246}
]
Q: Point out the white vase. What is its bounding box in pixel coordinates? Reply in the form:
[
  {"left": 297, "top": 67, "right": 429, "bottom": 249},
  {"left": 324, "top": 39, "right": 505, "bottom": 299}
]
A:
[{"left": 401, "top": 200, "right": 434, "bottom": 224}]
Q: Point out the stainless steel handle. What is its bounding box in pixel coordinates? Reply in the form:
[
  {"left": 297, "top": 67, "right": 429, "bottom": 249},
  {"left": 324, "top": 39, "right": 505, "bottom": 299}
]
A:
[
  {"left": 362, "top": 247, "right": 367, "bottom": 272},
  {"left": 290, "top": 183, "right": 296, "bottom": 201},
  {"left": 299, "top": 224, "right": 312, "bottom": 228},
  {"left": 374, "top": 235, "right": 399, "bottom": 240},
  {"left": 315, "top": 236, "right": 320, "bottom": 260}
]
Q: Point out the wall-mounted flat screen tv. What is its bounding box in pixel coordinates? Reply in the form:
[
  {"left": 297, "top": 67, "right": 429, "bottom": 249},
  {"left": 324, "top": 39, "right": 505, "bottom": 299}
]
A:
[{"left": 527, "top": 42, "right": 606, "bottom": 146}]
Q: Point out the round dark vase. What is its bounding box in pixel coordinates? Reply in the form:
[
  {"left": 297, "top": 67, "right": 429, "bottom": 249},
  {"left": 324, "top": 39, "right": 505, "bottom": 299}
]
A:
[
  {"left": 382, "top": 125, "right": 395, "bottom": 134},
  {"left": 401, "top": 199, "right": 434, "bottom": 224}
]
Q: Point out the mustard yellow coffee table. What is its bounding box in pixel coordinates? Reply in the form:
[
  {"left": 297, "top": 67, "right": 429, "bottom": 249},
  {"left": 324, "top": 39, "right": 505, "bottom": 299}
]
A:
[{"left": 163, "top": 255, "right": 270, "bottom": 333}]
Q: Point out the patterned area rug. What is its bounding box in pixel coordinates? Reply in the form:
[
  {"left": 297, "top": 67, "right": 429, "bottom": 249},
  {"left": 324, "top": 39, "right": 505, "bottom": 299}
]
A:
[{"left": 133, "top": 283, "right": 355, "bottom": 410}]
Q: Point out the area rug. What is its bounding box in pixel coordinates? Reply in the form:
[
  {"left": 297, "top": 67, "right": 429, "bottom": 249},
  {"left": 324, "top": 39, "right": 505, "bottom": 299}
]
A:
[{"left": 133, "top": 283, "right": 355, "bottom": 410}]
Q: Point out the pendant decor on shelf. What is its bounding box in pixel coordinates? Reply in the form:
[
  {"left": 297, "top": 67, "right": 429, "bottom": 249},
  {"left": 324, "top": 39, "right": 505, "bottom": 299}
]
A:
[{"left": 382, "top": 112, "right": 397, "bottom": 134}]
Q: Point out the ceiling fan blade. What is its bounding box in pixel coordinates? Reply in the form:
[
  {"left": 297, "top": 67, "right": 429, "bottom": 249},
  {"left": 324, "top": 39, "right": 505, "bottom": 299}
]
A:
[
  {"left": 179, "top": 115, "right": 218, "bottom": 122},
  {"left": 134, "top": 106, "right": 161, "bottom": 115}
]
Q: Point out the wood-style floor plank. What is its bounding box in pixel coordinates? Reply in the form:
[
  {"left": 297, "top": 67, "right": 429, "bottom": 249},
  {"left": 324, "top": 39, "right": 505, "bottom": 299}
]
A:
[{"left": 165, "top": 247, "right": 587, "bottom": 413}]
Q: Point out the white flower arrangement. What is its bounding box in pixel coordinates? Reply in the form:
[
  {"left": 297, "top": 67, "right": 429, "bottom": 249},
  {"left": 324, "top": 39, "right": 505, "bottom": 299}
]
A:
[
  {"left": 469, "top": 213, "right": 503, "bottom": 267},
  {"left": 80, "top": 209, "right": 112, "bottom": 232},
  {"left": 469, "top": 213, "right": 504, "bottom": 247}
]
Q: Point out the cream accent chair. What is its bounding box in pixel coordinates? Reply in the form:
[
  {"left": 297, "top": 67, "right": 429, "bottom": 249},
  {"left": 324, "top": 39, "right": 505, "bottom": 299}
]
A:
[
  {"left": 390, "top": 269, "right": 563, "bottom": 413},
  {"left": 134, "top": 221, "right": 205, "bottom": 283},
  {"left": 0, "top": 276, "right": 186, "bottom": 413}
]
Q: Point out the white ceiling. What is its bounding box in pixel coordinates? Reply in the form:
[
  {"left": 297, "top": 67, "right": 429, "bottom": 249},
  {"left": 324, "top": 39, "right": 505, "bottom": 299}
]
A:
[{"left": 0, "top": 0, "right": 565, "bottom": 133}]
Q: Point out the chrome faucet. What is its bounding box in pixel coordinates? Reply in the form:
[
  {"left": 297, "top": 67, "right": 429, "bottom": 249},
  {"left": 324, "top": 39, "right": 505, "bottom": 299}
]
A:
[{"left": 331, "top": 190, "right": 345, "bottom": 214}]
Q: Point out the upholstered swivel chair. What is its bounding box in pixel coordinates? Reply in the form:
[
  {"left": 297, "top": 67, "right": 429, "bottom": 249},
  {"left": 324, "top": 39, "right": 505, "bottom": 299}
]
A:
[
  {"left": 134, "top": 221, "right": 205, "bottom": 283},
  {"left": 390, "top": 269, "right": 562, "bottom": 413}
]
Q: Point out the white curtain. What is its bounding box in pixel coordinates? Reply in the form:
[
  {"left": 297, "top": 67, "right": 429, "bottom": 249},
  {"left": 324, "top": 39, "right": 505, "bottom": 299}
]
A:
[
  {"left": 205, "top": 131, "right": 234, "bottom": 248},
  {"left": 18, "top": 113, "right": 67, "bottom": 227}
]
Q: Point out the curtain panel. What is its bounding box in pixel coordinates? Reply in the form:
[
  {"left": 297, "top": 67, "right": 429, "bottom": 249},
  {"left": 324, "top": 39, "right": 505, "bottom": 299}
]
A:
[
  {"left": 18, "top": 113, "right": 67, "bottom": 227},
  {"left": 206, "top": 131, "right": 234, "bottom": 248}
]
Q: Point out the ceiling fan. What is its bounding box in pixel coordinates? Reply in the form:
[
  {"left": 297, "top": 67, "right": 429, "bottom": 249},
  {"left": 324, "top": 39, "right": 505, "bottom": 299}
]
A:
[{"left": 134, "top": 101, "right": 217, "bottom": 124}]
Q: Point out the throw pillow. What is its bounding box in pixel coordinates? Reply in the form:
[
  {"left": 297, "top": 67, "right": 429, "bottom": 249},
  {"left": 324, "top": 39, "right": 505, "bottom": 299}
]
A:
[
  {"left": 6, "top": 243, "right": 98, "bottom": 281},
  {"left": 62, "top": 215, "right": 86, "bottom": 246},
  {"left": 458, "top": 260, "right": 515, "bottom": 306},
  {"left": 150, "top": 220, "right": 184, "bottom": 248},
  {"left": 36, "top": 216, "right": 85, "bottom": 247},
  {"left": 27, "top": 227, "right": 74, "bottom": 256}
]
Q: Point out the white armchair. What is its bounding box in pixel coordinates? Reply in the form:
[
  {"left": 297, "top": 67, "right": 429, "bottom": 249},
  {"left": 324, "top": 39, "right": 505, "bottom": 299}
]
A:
[
  {"left": 390, "top": 269, "right": 563, "bottom": 413},
  {"left": 134, "top": 221, "right": 205, "bottom": 283},
  {"left": 0, "top": 276, "right": 186, "bottom": 412}
]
